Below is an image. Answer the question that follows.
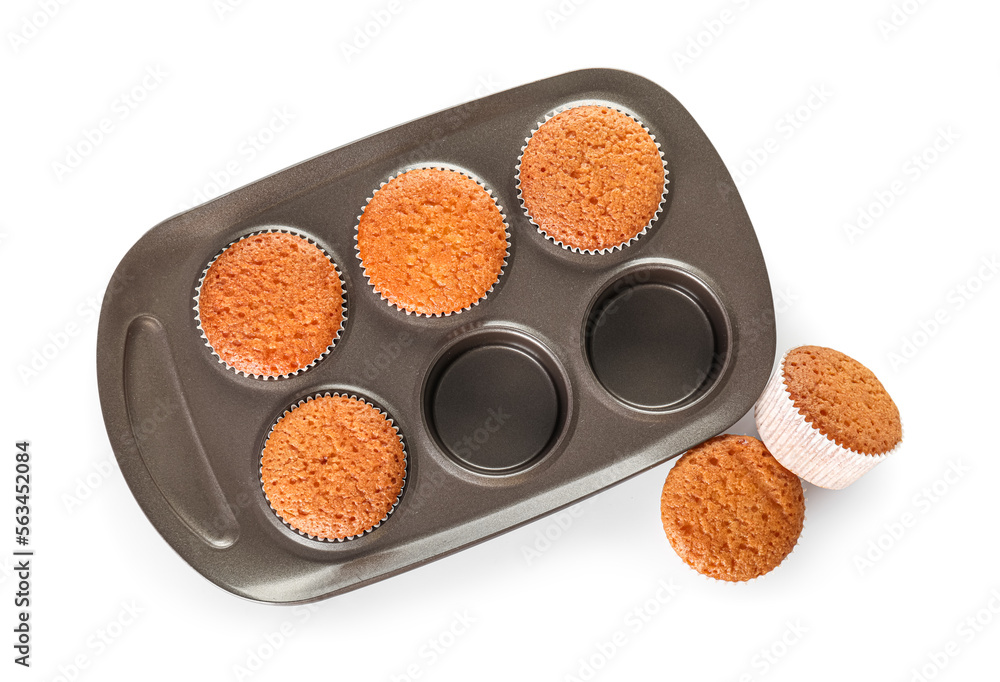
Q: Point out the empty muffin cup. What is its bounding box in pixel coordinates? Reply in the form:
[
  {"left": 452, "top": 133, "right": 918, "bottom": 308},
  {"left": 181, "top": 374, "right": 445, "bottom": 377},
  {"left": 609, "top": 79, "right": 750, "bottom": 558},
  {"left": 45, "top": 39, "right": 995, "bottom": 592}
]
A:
[
  {"left": 585, "top": 265, "right": 728, "bottom": 411},
  {"left": 424, "top": 328, "right": 569, "bottom": 474}
]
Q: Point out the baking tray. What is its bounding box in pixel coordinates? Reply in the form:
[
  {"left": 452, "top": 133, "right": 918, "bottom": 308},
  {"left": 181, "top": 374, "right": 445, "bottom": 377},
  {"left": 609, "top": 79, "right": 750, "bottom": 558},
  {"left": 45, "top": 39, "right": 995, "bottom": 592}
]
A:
[{"left": 96, "top": 68, "right": 775, "bottom": 603}]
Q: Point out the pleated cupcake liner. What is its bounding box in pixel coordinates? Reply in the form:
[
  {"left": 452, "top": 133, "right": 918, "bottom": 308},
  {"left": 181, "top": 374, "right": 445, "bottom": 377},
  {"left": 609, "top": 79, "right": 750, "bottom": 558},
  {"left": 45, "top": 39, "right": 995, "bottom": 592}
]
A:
[
  {"left": 754, "top": 350, "right": 903, "bottom": 490},
  {"left": 194, "top": 228, "right": 347, "bottom": 380},
  {"left": 259, "top": 391, "right": 408, "bottom": 543},
  {"left": 515, "top": 100, "right": 670, "bottom": 255},
  {"left": 354, "top": 165, "right": 510, "bottom": 317}
]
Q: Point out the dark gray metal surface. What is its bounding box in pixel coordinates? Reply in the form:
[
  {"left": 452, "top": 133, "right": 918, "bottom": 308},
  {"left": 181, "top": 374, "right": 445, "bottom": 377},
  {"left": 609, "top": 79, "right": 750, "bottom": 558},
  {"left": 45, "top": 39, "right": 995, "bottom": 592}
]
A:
[{"left": 96, "top": 68, "right": 775, "bottom": 604}]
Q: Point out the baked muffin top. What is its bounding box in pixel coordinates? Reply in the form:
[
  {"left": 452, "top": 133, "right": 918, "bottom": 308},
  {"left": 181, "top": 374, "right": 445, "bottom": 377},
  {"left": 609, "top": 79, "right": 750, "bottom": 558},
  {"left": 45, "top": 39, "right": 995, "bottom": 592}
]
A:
[
  {"left": 783, "top": 346, "right": 902, "bottom": 455},
  {"left": 261, "top": 395, "right": 406, "bottom": 540},
  {"left": 660, "top": 434, "right": 805, "bottom": 582},
  {"left": 198, "top": 232, "right": 343, "bottom": 377},
  {"left": 357, "top": 168, "right": 507, "bottom": 315},
  {"left": 519, "top": 105, "right": 664, "bottom": 252}
]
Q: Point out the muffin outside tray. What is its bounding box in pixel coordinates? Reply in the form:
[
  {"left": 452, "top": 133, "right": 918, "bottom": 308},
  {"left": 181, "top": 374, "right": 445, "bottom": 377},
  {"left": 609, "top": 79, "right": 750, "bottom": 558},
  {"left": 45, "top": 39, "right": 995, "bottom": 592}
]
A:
[{"left": 96, "top": 68, "right": 775, "bottom": 604}]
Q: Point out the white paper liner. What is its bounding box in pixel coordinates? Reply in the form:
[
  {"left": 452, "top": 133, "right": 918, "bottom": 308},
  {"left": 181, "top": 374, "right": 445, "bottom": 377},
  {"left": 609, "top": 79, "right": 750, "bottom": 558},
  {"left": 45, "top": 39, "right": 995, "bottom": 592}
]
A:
[
  {"left": 515, "top": 100, "right": 670, "bottom": 255},
  {"left": 259, "top": 391, "right": 407, "bottom": 543},
  {"left": 662, "top": 443, "right": 807, "bottom": 586},
  {"left": 354, "top": 165, "right": 510, "bottom": 317},
  {"left": 194, "top": 228, "right": 347, "bottom": 380},
  {"left": 754, "top": 351, "right": 903, "bottom": 490}
]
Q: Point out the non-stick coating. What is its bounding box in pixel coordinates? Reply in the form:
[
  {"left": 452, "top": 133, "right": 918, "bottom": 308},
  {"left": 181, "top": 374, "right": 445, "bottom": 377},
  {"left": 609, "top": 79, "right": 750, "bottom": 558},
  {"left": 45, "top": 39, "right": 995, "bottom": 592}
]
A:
[{"left": 96, "top": 68, "right": 775, "bottom": 604}]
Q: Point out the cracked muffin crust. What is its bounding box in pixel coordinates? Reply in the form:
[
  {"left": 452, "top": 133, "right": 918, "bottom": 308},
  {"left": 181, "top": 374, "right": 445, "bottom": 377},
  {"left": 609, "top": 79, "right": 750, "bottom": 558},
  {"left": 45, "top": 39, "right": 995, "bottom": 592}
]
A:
[
  {"left": 519, "top": 105, "right": 665, "bottom": 252},
  {"left": 357, "top": 168, "right": 507, "bottom": 315},
  {"left": 660, "top": 434, "right": 805, "bottom": 582}
]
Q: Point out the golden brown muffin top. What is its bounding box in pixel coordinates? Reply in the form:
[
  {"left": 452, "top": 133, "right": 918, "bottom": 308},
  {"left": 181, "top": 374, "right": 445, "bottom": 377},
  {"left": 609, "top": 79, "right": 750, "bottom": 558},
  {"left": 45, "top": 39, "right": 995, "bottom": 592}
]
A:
[
  {"left": 782, "top": 346, "right": 902, "bottom": 455},
  {"left": 261, "top": 395, "right": 406, "bottom": 540},
  {"left": 660, "top": 434, "right": 805, "bottom": 582},
  {"left": 198, "top": 232, "right": 343, "bottom": 377},
  {"left": 518, "top": 105, "right": 664, "bottom": 252},
  {"left": 357, "top": 168, "right": 507, "bottom": 315}
]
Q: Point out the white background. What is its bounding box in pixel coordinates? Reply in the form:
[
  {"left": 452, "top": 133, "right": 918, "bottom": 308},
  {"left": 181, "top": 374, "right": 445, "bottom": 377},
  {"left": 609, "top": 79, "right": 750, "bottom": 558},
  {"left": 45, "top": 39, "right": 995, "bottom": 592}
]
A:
[{"left": 3, "top": 0, "right": 999, "bottom": 680}]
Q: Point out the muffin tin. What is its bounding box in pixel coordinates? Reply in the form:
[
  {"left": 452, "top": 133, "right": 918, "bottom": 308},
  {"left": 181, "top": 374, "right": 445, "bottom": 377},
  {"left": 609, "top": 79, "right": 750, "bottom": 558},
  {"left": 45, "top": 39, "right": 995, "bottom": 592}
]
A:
[{"left": 96, "top": 68, "right": 775, "bottom": 603}]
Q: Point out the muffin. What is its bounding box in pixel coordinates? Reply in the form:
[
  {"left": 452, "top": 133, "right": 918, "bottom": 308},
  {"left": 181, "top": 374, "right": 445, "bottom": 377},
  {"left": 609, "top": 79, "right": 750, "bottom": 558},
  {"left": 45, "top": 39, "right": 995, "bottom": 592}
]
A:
[
  {"left": 755, "top": 346, "right": 903, "bottom": 489},
  {"left": 517, "top": 104, "right": 666, "bottom": 253},
  {"left": 197, "top": 231, "right": 344, "bottom": 378},
  {"left": 660, "top": 434, "right": 805, "bottom": 582},
  {"left": 356, "top": 168, "right": 508, "bottom": 316},
  {"left": 261, "top": 394, "right": 406, "bottom": 540}
]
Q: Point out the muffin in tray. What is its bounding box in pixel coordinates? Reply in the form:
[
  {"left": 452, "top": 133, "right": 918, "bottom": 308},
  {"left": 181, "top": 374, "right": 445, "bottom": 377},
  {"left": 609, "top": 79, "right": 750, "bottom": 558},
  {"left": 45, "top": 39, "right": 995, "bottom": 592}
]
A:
[
  {"left": 518, "top": 104, "right": 667, "bottom": 253},
  {"left": 356, "top": 167, "right": 508, "bottom": 316},
  {"left": 260, "top": 393, "right": 406, "bottom": 541},
  {"left": 196, "top": 231, "right": 344, "bottom": 378}
]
